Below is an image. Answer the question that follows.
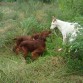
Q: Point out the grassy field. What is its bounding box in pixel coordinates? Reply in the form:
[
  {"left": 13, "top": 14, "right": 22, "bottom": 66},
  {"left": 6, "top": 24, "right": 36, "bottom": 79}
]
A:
[{"left": 0, "top": 0, "right": 83, "bottom": 83}]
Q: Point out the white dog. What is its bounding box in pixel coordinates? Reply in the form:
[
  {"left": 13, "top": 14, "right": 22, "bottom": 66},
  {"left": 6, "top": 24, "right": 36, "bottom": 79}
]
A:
[{"left": 50, "top": 16, "right": 81, "bottom": 44}]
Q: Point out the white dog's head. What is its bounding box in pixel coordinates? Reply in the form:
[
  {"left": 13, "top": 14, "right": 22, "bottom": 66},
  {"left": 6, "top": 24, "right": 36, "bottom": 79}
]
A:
[{"left": 50, "top": 16, "right": 57, "bottom": 29}]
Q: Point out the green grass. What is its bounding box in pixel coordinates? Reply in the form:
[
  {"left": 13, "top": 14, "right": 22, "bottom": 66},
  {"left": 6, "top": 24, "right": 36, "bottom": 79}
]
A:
[
  {"left": 0, "top": 49, "right": 82, "bottom": 83},
  {"left": 0, "top": 51, "right": 83, "bottom": 83},
  {"left": 0, "top": 0, "right": 83, "bottom": 83}
]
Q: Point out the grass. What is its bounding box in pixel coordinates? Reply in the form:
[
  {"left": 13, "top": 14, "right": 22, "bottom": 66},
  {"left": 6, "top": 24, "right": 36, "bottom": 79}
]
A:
[
  {"left": 0, "top": 0, "right": 83, "bottom": 83},
  {"left": 0, "top": 52, "right": 83, "bottom": 83}
]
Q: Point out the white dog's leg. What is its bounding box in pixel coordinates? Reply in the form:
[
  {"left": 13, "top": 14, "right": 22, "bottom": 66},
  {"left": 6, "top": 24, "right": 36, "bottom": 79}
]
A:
[{"left": 63, "top": 34, "right": 67, "bottom": 44}]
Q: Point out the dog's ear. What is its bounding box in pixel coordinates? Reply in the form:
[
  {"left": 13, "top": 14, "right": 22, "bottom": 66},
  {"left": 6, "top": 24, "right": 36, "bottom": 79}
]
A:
[{"left": 52, "top": 16, "right": 56, "bottom": 21}]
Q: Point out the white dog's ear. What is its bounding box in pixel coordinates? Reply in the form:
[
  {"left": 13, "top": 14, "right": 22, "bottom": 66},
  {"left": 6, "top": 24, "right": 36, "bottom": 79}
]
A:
[
  {"left": 52, "top": 16, "right": 56, "bottom": 21},
  {"left": 52, "top": 16, "right": 55, "bottom": 19}
]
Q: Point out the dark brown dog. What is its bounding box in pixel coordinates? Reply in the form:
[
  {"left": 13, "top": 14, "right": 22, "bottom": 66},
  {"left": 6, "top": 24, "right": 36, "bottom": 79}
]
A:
[
  {"left": 17, "top": 38, "right": 46, "bottom": 60},
  {"left": 13, "top": 30, "right": 51, "bottom": 53},
  {"left": 13, "top": 30, "right": 51, "bottom": 60}
]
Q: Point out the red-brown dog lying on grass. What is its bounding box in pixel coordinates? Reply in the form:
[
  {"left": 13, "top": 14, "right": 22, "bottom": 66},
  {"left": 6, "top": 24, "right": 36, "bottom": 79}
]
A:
[
  {"left": 17, "top": 37, "right": 46, "bottom": 60},
  {"left": 13, "top": 30, "right": 51, "bottom": 60}
]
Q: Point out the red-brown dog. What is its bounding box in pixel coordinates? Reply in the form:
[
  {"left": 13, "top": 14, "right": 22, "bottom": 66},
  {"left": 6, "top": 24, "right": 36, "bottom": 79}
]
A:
[
  {"left": 13, "top": 30, "right": 51, "bottom": 60},
  {"left": 17, "top": 37, "right": 46, "bottom": 60}
]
